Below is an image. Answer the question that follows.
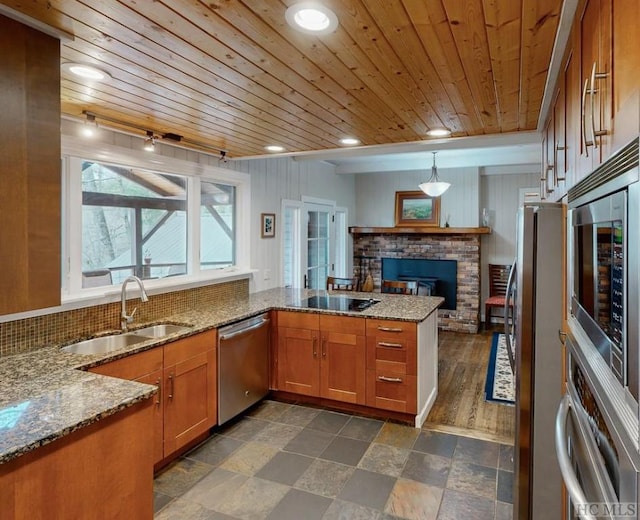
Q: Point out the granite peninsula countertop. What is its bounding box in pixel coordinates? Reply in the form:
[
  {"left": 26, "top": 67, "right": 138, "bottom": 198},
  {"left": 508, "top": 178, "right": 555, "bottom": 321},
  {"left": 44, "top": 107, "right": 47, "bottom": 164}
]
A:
[{"left": 0, "top": 288, "right": 442, "bottom": 464}]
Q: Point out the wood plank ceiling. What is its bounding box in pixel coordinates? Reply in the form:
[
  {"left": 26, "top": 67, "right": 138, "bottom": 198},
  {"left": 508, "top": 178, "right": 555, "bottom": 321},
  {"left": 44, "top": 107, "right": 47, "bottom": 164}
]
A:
[{"left": 3, "top": 0, "right": 563, "bottom": 158}]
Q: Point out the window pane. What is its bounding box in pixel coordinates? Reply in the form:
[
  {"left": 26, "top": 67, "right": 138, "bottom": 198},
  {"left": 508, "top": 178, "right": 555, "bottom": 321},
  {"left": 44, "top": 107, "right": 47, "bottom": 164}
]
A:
[
  {"left": 200, "top": 180, "right": 235, "bottom": 270},
  {"left": 81, "top": 161, "right": 187, "bottom": 286}
]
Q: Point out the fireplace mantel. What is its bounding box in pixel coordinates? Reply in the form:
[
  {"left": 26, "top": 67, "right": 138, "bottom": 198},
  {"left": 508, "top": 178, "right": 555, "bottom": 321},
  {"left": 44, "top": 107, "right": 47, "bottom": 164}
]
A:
[{"left": 349, "top": 226, "right": 491, "bottom": 235}]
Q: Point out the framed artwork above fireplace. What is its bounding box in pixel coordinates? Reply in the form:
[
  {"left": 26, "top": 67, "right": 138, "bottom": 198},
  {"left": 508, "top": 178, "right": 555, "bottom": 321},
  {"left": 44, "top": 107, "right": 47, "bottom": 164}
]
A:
[{"left": 394, "top": 191, "right": 440, "bottom": 227}]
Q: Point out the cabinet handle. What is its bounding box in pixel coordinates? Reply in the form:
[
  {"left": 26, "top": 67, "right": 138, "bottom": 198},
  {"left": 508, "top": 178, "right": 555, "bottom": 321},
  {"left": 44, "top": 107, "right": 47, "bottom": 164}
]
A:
[
  {"left": 377, "top": 326, "right": 403, "bottom": 332},
  {"left": 581, "top": 77, "right": 591, "bottom": 156},
  {"left": 322, "top": 337, "right": 327, "bottom": 357},
  {"left": 155, "top": 377, "right": 161, "bottom": 406},
  {"left": 312, "top": 336, "right": 317, "bottom": 357},
  {"left": 589, "top": 61, "right": 608, "bottom": 148},
  {"left": 168, "top": 373, "right": 174, "bottom": 399},
  {"left": 378, "top": 341, "right": 403, "bottom": 348},
  {"left": 378, "top": 375, "right": 403, "bottom": 383},
  {"left": 555, "top": 141, "right": 566, "bottom": 181}
]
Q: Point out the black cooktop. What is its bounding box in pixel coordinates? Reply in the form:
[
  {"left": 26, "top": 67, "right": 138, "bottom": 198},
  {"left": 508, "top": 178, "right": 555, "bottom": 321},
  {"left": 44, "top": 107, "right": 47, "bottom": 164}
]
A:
[{"left": 291, "top": 295, "right": 380, "bottom": 312}]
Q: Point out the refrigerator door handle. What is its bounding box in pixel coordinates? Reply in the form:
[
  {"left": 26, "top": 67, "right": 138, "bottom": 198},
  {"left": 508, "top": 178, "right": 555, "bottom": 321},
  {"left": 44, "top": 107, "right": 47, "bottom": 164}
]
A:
[
  {"left": 504, "top": 261, "right": 517, "bottom": 373},
  {"left": 555, "top": 394, "right": 597, "bottom": 520}
]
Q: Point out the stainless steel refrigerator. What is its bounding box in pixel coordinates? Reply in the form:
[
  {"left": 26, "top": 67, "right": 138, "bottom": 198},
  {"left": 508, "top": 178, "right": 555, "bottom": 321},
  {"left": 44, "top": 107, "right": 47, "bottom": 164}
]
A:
[{"left": 505, "top": 202, "right": 564, "bottom": 519}]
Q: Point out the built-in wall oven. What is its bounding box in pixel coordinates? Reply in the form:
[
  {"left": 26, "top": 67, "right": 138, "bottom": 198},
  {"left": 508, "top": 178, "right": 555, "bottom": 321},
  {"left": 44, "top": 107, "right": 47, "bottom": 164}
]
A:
[{"left": 556, "top": 333, "right": 639, "bottom": 519}]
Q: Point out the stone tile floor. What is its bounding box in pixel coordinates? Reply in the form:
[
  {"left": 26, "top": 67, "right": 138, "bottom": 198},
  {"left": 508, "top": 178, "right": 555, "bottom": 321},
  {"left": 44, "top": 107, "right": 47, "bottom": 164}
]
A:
[{"left": 154, "top": 400, "right": 513, "bottom": 520}]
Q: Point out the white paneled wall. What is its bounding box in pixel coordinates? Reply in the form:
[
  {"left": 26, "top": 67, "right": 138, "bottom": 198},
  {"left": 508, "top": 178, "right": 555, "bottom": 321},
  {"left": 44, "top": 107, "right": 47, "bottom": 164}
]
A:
[
  {"left": 61, "top": 120, "right": 356, "bottom": 294},
  {"left": 354, "top": 167, "right": 480, "bottom": 227},
  {"left": 224, "top": 157, "right": 356, "bottom": 292},
  {"left": 479, "top": 172, "right": 540, "bottom": 320}
]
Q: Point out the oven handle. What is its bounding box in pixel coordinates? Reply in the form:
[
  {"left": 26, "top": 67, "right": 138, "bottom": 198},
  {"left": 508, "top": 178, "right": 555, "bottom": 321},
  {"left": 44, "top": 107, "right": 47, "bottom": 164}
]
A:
[
  {"left": 504, "top": 261, "right": 516, "bottom": 373},
  {"left": 555, "top": 394, "right": 597, "bottom": 520}
]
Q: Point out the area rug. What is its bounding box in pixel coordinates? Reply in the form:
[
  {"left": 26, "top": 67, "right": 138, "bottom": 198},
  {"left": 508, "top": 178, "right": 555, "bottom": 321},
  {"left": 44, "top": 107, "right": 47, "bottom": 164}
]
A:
[{"left": 484, "top": 332, "right": 515, "bottom": 405}]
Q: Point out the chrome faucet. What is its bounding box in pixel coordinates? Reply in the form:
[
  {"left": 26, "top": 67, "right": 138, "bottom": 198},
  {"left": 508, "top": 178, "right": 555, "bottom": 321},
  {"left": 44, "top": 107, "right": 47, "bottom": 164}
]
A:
[{"left": 120, "top": 275, "right": 149, "bottom": 331}]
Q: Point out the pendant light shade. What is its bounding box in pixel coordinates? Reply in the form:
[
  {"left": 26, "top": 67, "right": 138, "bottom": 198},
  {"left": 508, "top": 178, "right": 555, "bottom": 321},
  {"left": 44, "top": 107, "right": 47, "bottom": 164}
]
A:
[{"left": 419, "top": 152, "right": 450, "bottom": 197}]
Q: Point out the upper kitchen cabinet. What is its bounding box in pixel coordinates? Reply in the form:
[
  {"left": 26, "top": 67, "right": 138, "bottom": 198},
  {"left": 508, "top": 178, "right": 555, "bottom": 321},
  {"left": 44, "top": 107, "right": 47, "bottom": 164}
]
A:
[
  {"left": 609, "top": 1, "right": 640, "bottom": 154},
  {"left": 0, "top": 14, "right": 61, "bottom": 315},
  {"left": 545, "top": 0, "right": 639, "bottom": 191},
  {"left": 579, "top": 0, "right": 612, "bottom": 170},
  {"left": 577, "top": 0, "right": 640, "bottom": 173}
]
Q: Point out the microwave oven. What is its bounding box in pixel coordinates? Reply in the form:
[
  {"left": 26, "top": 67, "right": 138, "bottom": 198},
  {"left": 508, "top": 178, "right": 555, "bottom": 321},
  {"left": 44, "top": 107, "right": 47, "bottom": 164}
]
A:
[{"left": 568, "top": 138, "right": 639, "bottom": 404}]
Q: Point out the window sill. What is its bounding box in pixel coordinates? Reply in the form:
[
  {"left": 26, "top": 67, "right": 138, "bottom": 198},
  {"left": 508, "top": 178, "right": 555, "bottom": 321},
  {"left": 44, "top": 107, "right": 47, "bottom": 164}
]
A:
[{"left": 0, "top": 268, "right": 256, "bottom": 324}]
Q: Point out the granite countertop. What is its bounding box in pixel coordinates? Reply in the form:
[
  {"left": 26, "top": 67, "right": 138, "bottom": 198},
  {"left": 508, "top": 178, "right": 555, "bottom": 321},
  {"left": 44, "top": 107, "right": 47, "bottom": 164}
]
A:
[{"left": 0, "top": 287, "right": 443, "bottom": 464}]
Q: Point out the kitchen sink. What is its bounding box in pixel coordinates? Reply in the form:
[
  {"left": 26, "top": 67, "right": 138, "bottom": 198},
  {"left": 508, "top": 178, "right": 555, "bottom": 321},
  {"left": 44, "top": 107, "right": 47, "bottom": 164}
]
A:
[
  {"left": 129, "top": 323, "right": 193, "bottom": 338},
  {"left": 61, "top": 323, "right": 193, "bottom": 356},
  {"left": 61, "top": 333, "right": 149, "bottom": 355}
]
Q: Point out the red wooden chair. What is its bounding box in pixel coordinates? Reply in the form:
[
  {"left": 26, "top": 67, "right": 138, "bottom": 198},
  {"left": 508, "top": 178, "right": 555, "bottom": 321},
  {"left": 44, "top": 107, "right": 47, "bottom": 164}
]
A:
[{"left": 485, "top": 264, "right": 512, "bottom": 329}]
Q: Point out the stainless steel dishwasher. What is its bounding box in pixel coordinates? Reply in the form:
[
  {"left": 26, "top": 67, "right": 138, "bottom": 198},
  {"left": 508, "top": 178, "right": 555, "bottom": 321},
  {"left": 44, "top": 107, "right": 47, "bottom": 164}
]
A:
[{"left": 218, "top": 313, "right": 270, "bottom": 424}]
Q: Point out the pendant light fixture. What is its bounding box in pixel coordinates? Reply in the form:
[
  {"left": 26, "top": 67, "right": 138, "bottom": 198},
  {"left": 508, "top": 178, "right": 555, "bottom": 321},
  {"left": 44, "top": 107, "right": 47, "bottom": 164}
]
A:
[{"left": 419, "top": 152, "right": 450, "bottom": 197}]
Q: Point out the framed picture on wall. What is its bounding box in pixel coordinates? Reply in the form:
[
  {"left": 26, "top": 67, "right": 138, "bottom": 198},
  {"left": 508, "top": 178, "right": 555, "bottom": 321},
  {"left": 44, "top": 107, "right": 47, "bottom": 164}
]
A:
[
  {"left": 394, "top": 191, "right": 440, "bottom": 227},
  {"left": 261, "top": 213, "right": 276, "bottom": 238}
]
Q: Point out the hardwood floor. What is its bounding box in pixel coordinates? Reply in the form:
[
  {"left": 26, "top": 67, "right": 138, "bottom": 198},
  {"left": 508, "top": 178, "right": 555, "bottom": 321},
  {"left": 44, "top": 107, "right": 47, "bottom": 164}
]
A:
[{"left": 424, "top": 328, "right": 515, "bottom": 445}]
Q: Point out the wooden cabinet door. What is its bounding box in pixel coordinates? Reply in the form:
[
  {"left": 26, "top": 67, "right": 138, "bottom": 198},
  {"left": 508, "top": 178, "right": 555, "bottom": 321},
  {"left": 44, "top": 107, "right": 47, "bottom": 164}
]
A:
[
  {"left": 564, "top": 45, "right": 580, "bottom": 188},
  {"left": 137, "top": 369, "right": 164, "bottom": 464},
  {"left": 277, "top": 326, "right": 320, "bottom": 396},
  {"left": 319, "top": 315, "right": 366, "bottom": 404},
  {"left": 580, "top": 0, "right": 612, "bottom": 167},
  {"left": 611, "top": 0, "right": 640, "bottom": 153},
  {"left": 163, "top": 329, "right": 217, "bottom": 456},
  {"left": 163, "top": 348, "right": 216, "bottom": 455},
  {"left": 89, "top": 347, "right": 164, "bottom": 464},
  {"left": 1, "top": 16, "right": 61, "bottom": 315}
]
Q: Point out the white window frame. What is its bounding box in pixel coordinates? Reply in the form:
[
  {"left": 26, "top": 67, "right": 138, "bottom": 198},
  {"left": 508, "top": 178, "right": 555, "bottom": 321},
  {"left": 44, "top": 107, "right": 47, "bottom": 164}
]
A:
[
  {"left": 60, "top": 135, "right": 252, "bottom": 308},
  {"left": 281, "top": 199, "right": 303, "bottom": 288}
]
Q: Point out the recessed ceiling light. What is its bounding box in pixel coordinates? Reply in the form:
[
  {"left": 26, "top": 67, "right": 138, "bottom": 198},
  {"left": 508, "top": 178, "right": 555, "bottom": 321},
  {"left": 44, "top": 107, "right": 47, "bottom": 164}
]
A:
[
  {"left": 285, "top": 2, "right": 338, "bottom": 35},
  {"left": 265, "top": 145, "right": 285, "bottom": 152},
  {"left": 340, "top": 137, "right": 360, "bottom": 146},
  {"left": 62, "top": 62, "right": 111, "bottom": 82},
  {"left": 426, "top": 128, "right": 452, "bottom": 138}
]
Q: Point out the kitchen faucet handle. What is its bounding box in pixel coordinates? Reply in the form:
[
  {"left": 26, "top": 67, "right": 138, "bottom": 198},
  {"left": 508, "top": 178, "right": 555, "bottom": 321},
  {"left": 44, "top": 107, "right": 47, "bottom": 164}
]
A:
[{"left": 127, "top": 307, "right": 138, "bottom": 321}]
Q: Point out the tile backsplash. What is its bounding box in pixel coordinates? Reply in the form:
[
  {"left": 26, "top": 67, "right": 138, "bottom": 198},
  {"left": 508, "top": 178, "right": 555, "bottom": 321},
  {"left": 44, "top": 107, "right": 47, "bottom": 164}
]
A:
[{"left": 0, "top": 279, "right": 248, "bottom": 357}]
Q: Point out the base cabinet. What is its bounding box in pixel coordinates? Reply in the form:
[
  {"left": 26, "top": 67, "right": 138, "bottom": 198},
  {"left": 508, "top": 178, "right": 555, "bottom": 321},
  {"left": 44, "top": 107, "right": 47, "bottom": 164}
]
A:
[
  {"left": 164, "top": 336, "right": 217, "bottom": 455},
  {"left": 276, "top": 312, "right": 366, "bottom": 405},
  {"left": 276, "top": 310, "right": 438, "bottom": 423},
  {"left": 365, "top": 319, "right": 418, "bottom": 413},
  {"left": 0, "top": 399, "right": 154, "bottom": 520},
  {"left": 89, "top": 329, "right": 217, "bottom": 465}
]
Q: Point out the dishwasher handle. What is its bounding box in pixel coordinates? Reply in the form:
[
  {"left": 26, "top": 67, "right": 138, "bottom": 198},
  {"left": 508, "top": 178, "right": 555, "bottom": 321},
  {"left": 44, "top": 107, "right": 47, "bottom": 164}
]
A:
[{"left": 219, "top": 317, "right": 270, "bottom": 341}]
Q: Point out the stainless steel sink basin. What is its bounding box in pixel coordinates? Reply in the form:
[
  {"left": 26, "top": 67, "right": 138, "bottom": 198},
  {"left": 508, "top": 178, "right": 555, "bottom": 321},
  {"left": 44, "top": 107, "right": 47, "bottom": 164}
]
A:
[
  {"left": 129, "top": 323, "right": 193, "bottom": 338},
  {"left": 61, "top": 333, "right": 148, "bottom": 355}
]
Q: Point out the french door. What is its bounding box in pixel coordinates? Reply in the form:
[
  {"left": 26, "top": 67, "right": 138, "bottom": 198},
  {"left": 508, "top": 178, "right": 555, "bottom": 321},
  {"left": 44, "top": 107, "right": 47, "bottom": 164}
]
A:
[
  {"left": 281, "top": 198, "right": 348, "bottom": 289},
  {"left": 304, "top": 202, "right": 332, "bottom": 289}
]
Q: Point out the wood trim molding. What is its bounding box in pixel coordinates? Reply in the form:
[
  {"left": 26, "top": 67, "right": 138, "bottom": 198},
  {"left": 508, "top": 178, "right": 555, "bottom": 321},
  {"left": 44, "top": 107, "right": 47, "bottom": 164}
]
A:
[{"left": 349, "top": 226, "right": 492, "bottom": 235}]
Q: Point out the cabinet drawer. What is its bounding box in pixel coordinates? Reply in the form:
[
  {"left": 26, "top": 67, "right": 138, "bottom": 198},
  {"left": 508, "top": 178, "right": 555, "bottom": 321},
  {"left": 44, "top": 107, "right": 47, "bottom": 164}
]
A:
[
  {"left": 278, "top": 310, "right": 319, "bottom": 330},
  {"left": 366, "top": 336, "right": 417, "bottom": 375},
  {"left": 366, "top": 319, "right": 416, "bottom": 340},
  {"left": 164, "top": 329, "right": 217, "bottom": 366},
  {"left": 366, "top": 369, "right": 416, "bottom": 414},
  {"left": 366, "top": 319, "right": 417, "bottom": 375},
  {"left": 319, "top": 314, "right": 365, "bottom": 335},
  {"left": 89, "top": 347, "right": 163, "bottom": 380}
]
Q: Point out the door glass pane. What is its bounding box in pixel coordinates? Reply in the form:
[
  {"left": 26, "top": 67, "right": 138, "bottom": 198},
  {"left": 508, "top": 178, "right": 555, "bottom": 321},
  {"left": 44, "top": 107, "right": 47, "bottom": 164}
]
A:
[
  {"left": 306, "top": 209, "right": 330, "bottom": 289},
  {"left": 81, "top": 161, "right": 186, "bottom": 286},
  {"left": 200, "top": 180, "right": 235, "bottom": 271}
]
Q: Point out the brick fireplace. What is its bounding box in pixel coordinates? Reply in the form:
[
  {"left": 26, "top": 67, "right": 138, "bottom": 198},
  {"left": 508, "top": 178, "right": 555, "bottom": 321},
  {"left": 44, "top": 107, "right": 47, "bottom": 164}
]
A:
[{"left": 352, "top": 228, "right": 485, "bottom": 333}]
